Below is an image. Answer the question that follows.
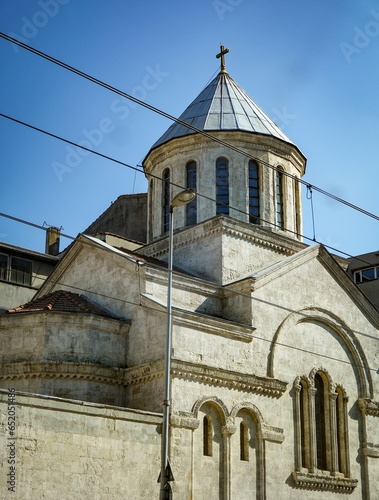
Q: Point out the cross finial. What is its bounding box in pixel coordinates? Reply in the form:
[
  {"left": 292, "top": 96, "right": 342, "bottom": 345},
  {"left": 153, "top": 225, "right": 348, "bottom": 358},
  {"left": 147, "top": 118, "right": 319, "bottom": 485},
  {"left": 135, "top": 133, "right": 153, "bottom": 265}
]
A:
[{"left": 216, "top": 45, "right": 229, "bottom": 73}]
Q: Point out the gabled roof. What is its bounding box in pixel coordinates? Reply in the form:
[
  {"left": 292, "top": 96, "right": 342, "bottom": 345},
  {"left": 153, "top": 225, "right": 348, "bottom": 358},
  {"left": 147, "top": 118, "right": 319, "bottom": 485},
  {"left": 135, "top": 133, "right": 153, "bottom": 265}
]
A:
[
  {"left": 150, "top": 71, "right": 294, "bottom": 150},
  {"left": 227, "top": 244, "right": 379, "bottom": 326},
  {"left": 6, "top": 289, "right": 113, "bottom": 317}
]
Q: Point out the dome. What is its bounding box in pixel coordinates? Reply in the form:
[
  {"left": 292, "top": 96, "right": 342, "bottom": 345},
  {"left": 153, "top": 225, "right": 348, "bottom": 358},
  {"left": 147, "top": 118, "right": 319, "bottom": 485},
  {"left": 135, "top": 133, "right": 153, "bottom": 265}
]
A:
[{"left": 150, "top": 70, "right": 294, "bottom": 151}]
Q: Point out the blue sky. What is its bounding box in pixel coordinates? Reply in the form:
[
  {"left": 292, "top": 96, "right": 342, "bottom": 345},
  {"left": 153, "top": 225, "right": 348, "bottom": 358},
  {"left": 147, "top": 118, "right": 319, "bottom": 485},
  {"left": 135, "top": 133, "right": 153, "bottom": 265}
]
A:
[{"left": 0, "top": 0, "right": 378, "bottom": 257}]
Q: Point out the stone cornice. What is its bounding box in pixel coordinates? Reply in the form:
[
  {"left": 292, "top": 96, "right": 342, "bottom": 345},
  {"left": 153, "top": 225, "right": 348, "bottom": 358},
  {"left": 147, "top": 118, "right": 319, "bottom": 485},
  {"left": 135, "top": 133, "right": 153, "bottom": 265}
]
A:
[
  {"left": 142, "top": 216, "right": 306, "bottom": 263},
  {"left": 122, "top": 360, "right": 163, "bottom": 387},
  {"left": 0, "top": 362, "right": 128, "bottom": 386},
  {"left": 363, "top": 442, "right": 379, "bottom": 458},
  {"left": 143, "top": 130, "right": 306, "bottom": 176},
  {"left": 261, "top": 423, "right": 285, "bottom": 443},
  {"left": 171, "top": 359, "right": 287, "bottom": 398},
  {"left": 359, "top": 398, "right": 379, "bottom": 416},
  {"left": 140, "top": 294, "right": 252, "bottom": 341},
  {"left": 173, "top": 308, "right": 254, "bottom": 342},
  {"left": 122, "top": 358, "right": 288, "bottom": 397},
  {"left": 292, "top": 471, "right": 358, "bottom": 492}
]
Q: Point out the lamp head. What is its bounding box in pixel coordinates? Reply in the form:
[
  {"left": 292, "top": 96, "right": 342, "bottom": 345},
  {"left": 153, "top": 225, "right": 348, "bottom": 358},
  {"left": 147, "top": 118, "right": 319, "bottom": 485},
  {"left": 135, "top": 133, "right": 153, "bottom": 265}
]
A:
[{"left": 171, "top": 189, "right": 196, "bottom": 208}]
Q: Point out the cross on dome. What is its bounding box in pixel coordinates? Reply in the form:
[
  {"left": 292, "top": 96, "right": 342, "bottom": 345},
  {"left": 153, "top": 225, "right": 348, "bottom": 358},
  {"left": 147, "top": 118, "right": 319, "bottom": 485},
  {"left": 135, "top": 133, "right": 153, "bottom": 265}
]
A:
[{"left": 216, "top": 45, "right": 229, "bottom": 73}]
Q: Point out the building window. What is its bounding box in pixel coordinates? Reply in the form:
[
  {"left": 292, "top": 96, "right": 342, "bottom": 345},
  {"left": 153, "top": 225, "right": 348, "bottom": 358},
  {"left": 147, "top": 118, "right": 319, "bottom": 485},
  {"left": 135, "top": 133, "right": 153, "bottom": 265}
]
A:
[
  {"left": 203, "top": 415, "right": 213, "bottom": 456},
  {"left": 314, "top": 373, "right": 327, "bottom": 471},
  {"left": 354, "top": 266, "right": 379, "bottom": 284},
  {"left": 248, "top": 160, "right": 260, "bottom": 224},
  {"left": 240, "top": 421, "right": 249, "bottom": 461},
  {"left": 216, "top": 157, "right": 229, "bottom": 215},
  {"left": 276, "top": 168, "right": 284, "bottom": 229},
  {"left": 162, "top": 169, "right": 170, "bottom": 233},
  {"left": 0, "top": 254, "right": 32, "bottom": 286},
  {"left": 299, "top": 379, "right": 311, "bottom": 469},
  {"left": 186, "top": 161, "right": 197, "bottom": 226},
  {"left": 294, "top": 370, "right": 353, "bottom": 482},
  {"left": 0, "top": 253, "right": 7, "bottom": 281},
  {"left": 293, "top": 370, "right": 357, "bottom": 492}
]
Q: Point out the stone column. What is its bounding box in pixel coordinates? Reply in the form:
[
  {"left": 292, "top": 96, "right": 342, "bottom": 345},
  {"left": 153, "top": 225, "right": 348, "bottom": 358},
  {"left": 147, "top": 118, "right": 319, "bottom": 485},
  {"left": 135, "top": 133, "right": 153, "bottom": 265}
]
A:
[
  {"left": 329, "top": 391, "right": 338, "bottom": 474},
  {"left": 221, "top": 422, "right": 236, "bottom": 500},
  {"left": 293, "top": 382, "right": 302, "bottom": 471}
]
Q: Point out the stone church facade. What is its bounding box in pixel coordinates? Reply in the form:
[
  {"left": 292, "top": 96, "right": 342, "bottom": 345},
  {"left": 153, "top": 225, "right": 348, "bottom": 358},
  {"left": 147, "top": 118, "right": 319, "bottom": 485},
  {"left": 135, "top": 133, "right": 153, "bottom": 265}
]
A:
[{"left": 1, "top": 53, "right": 379, "bottom": 499}]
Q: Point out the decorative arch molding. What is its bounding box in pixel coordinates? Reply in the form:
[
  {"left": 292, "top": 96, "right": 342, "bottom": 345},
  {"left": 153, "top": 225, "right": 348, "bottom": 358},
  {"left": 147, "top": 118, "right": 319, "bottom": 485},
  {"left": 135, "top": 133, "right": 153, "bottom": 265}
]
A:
[
  {"left": 230, "top": 401, "right": 263, "bottom": 424},
  {"left": 192, "top": 396, "right": 229, "bottom": 427},
  {"left": 230, "top": 401, "right": 284, "bottom": 444},
  {"left": 210, "top": 150, "right": 233, "bottom": 165},
  {"left": 268, "top": 307, "right": 372, "bottom": 399},
  {"left": 184, "top": 154, "right": 201, "bottom": 165}
]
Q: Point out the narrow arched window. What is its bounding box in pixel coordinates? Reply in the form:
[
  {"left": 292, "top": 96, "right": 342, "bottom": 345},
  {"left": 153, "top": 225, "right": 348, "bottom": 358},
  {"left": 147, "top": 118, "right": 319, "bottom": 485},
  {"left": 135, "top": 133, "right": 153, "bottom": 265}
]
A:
[
  {"left": 162, "top": 169, "right": 170, "bottom": 233},
  {"left": 299, "top": 379, "right": 311, "bottom": 469},
  {"left": 186, "top": 161, "right": 197, "bottom": 226},
  {"left": 249, "top": 160, "right": 260, "bottom": 224},
  {"left": 336, "top": 387, "right": 349, "bottom": 475},
  {"left": 240, "top": 421, "right": 249, "bottom": 461},
  {"left": 315, "top": 373, "right": 327, "bottom": 470},
  {"left": 216, "top": 157, "right": 229, "bottom": 215},
  {"left": 203, "top": 415, "right": 213, "bottom": 456},
  {"left": 276, "top": 168, "right": 284, "bottom": 229}
]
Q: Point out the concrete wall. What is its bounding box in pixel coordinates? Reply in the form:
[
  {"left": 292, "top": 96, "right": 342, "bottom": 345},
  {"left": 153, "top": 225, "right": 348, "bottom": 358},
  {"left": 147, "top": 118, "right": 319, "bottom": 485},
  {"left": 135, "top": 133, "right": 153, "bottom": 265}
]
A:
[
  {"left": 85, "top": 193, "right": 147, "bottom": 244},
  {"left": 0, "top": 391, "right": 161, "bottom": 500}
]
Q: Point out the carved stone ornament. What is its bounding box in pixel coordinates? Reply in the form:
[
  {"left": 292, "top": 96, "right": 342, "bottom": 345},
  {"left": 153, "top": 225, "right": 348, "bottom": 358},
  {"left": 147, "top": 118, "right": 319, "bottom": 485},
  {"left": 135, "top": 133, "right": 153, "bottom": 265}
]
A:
[{"left": 292, "top": 471, "right": 358, "bottom": 492}]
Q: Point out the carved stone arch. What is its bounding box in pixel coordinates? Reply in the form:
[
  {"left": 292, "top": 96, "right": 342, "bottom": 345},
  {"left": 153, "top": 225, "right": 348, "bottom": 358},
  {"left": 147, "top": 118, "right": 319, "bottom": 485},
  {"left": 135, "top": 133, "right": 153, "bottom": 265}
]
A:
[
  {"left": 230, "top": 401, "right": 264, "bottom": 426},
  {"left": 211, "top": 150, "right": 233, "bottom": 165},
  {"left": 268, "top": 307, "right": 372, "bottom": 398},
  {"left": 309, "top": 366, "right": 334, "bottom": 391},
  {"left": 335, "top": 383, "right": 348, "bottom": 398},
  {"left": 274, "top": 162, "right": 286, "bottom": 172},
  {"left": 185, "top": 155, "right": 200, "bottom": 165},
  {"left": 192, "top": 396, "right": 229, "bottom": 426},
  {"left": 293, "top": 374, "right": 311, "bottom": 392}
]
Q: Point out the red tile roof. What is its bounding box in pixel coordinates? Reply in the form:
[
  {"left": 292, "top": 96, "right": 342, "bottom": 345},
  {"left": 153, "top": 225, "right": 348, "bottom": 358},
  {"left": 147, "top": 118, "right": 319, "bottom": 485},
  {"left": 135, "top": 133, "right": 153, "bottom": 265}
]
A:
[{"left": 6, "top": 290, "right": 113, "bottom": 317}]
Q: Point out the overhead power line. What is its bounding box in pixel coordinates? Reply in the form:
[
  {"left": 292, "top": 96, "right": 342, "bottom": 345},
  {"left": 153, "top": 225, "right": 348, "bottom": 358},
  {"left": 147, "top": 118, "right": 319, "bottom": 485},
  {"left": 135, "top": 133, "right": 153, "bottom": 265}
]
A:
[
  {"left": 1, "top": 33, "right": 378, "bottom": 223},
  {"left": 0, "top": 110, "right": 373, "bottom": 264},
  {"left": 0, "top": 210, "right": 74, "bottom": 241}
]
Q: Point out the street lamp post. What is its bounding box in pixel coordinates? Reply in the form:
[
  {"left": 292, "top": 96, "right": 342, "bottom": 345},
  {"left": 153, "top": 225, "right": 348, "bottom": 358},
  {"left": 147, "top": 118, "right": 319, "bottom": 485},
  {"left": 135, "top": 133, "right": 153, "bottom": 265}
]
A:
[{"left": 159, "top": 189, "right": 196, "bottom": 500}]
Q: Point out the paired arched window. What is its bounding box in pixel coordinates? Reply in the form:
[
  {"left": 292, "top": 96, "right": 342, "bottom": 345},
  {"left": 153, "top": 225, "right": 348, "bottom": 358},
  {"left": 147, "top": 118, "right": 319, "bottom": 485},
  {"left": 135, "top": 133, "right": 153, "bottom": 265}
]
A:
[
  {"left": 295, "top": 370, "right": 350, "bottom": 476},
  {"left": 248, "top": 160, "right": 260, "bottom": 224},
  {"left": 162, "top": 168, "right": 170, "bottom": 233},
  {"left": 276, "top": 168, "right": 284, "bottom": 229},
  {"left": 186, "top": 161, "right": 197, "bottom": 226},
  {"left": 216, "top": 157, "right": 229, "bottom": 215}
]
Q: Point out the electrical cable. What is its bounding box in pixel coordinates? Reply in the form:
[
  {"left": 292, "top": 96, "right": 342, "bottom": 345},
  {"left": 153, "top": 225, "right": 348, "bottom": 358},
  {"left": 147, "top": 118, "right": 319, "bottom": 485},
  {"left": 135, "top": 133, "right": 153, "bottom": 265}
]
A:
[
  {"left": 1, "top": 33, "right": 379, "bottom": 223},
  {"left": 22, "top": 269, "right": 379, "bottom": 373},
  {"left": 0, "top": 112, "right": 376, "bottom": 269}
]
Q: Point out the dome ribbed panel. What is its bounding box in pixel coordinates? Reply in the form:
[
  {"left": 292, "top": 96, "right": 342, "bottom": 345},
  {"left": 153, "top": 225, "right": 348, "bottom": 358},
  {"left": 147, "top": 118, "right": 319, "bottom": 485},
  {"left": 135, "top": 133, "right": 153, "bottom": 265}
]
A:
[{"left": 150, "top": 72, "right": 293, "bottom": 149}]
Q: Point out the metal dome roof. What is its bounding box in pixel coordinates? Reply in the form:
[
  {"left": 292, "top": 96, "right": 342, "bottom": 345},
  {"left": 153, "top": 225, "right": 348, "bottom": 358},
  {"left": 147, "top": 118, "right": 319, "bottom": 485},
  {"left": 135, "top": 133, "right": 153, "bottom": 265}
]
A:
[{"left": 150, "top": 71, "right": 294, "bottom": 150}]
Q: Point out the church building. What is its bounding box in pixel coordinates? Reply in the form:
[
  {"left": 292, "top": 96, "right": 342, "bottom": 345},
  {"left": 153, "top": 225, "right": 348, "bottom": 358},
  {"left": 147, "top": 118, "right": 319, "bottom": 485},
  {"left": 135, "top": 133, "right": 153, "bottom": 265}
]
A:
[{"left": 1, "top": 48, "right": 378, "bottom": 499}]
